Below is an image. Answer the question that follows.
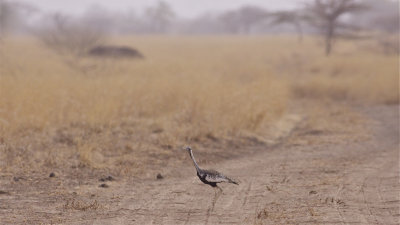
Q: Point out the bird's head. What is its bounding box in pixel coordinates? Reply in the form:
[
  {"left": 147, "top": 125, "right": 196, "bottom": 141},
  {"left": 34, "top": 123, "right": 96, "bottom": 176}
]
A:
[{"left": 184, "top": 146, "right": 192, "bottom": 152}]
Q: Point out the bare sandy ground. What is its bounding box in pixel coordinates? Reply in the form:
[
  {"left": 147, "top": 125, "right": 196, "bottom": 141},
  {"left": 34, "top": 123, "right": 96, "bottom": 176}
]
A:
[{"left": 0, "top": 104, "right": 398, "bottom": 225}]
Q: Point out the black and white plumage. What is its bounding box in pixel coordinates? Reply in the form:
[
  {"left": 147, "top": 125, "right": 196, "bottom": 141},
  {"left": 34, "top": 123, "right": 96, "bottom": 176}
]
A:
[{"left": 185, "top": 146, "right": 238, "bottom": 187}]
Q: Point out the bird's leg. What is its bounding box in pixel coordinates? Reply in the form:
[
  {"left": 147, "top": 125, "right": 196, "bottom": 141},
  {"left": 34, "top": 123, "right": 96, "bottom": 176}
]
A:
[
  {"left": 215, "top": 186, "right": 222, "bottom": 207},
  {"left": 205, "top": 208, "right": 211, "bottom": 225},
  {"left": 205, "top": 189, "right": 216, "bottom": 225},
  {"left": 207, "top": 186, "right": 223, "bottom": 224},
  {"left": 210, "top": 186, "right": 223, "bottom": 212},
  {"left": 210, "top": 189, "right": 217, "bottom": 212},
  {"left": 216, "top": 185, "right": 223, "bottom": 194}
]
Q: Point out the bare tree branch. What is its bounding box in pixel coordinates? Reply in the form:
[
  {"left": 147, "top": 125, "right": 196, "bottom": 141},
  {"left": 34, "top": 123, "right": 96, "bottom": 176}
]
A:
[
  {"left": 270, "top": 11, "right": 304, "bottom": 42},
  {"left": 36, "top": 13, "right": 105, "bottom": 56},
  {"left": 304, "top": 0, "right": 368, "bottom": 55},
  {"left": 219, "top": 6, "right": 268, "bottom": 34}
]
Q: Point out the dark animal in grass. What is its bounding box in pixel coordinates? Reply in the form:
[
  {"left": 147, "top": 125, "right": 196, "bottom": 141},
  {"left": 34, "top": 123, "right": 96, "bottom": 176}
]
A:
[{"left": 88, "top": 45, "right": 144, "bottom": 58}]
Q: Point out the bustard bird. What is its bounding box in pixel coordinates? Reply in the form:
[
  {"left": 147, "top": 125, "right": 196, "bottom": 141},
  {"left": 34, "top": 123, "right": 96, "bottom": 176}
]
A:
[{"left": 185, "top": 146, "right": 238, "bottom": 188}]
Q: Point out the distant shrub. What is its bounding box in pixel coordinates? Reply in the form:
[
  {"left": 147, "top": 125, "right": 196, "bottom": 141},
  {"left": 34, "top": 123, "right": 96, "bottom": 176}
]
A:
[
  {"left": 35, "top": 13, "right": 105, "bottom": 56},
  {"left": 88, "top": 45, "right": 144, "bottom": 58}
]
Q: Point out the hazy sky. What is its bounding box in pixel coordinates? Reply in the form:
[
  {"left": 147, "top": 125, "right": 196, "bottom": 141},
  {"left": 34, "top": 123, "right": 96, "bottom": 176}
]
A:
[{"left": 20, "top": 0, "right": 303, "bottom": 18}]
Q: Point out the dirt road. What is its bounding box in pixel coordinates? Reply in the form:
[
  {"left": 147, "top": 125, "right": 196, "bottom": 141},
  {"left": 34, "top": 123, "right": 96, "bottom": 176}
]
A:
[{"left": 0, "top": 105, "right": 398, "bottom": 224}]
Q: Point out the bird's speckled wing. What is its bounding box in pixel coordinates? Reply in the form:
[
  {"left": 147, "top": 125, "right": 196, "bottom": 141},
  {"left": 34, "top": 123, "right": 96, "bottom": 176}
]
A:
[{"left": 202, "top": 169, "right": 238, "bottom": 184}]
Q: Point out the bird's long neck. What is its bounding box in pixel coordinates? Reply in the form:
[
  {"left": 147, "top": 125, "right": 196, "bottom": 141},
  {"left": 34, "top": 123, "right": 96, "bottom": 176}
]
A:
[{"left": 188, "top": 149, "right": 201, "bottom": 172}]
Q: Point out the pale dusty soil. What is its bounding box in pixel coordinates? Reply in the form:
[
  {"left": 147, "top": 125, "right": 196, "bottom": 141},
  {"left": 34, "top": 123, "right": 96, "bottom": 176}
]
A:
[{"left": 0, "top": 104, "right": 398, "bottom": 225}]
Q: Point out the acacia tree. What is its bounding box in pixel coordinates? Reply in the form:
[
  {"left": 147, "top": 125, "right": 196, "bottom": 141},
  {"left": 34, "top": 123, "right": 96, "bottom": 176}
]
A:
[
  {"left": 0, "top": 0, "right": 13, "bottom": 37},
  {"left": 270, "top": 11, "right": 304, "bottom": 42},
  {"left": 305, "top": 0, "right": 367, "bottom": 55},
  {"left": 37, "top": 13, "right": 105, "bottom": 56},
  {"left": 0, "top": 0, "right": 35, "bottom": 38},
  {"left": 237, "top": 6, "right": 269, "bottom": 34},
  {"left": 144, "top": 1, "right": 175, "bottom": 33},
  {"left": 219, "top": 10, "right": 241, "bottom": 34},
  {"left": 219, "top": 6, "right": 268, "bottom": 34}
]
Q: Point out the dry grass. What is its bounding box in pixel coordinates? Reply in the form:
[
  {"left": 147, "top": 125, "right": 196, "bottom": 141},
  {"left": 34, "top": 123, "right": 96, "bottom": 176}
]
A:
[
  {"left": 0, "top": 36, "right": 288, "bottom": 175},
  {"left": 282, "top": 39, "right": 399, "bottom": 104},
  {"left": 0, "top": 36, "right": 397, "bottom": 176},
  {"left": 0, "top": 37, "right": 287, "bottom": 136}
]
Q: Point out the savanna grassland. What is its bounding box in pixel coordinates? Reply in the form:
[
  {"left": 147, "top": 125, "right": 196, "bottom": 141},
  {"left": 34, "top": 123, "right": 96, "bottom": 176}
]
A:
[
  {"left": 0, "top": 36, "right": 398, "bottom": 177},
  {"left": 0, "top": 36, "right": 399, "bottom": 224}
]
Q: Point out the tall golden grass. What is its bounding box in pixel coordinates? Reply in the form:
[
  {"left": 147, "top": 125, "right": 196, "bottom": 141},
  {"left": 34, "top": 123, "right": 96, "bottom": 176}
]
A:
[
  {"left": 0, "top": 36, "right": 397, "bottom": 175},
  {"left": 0, "top": 37, "right": 288, "bottom": 141},
  {"left": 276, "top": 38, "right": 399, "bottom": 104}
]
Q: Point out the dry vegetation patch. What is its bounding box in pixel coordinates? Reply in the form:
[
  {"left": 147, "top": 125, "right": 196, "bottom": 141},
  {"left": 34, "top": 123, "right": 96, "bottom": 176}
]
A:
[
  {"left": 287, "top": 39, "right": 399, "bottom": 104},
  {"left": 0, "top": 36, "right": 397, "bottom": 178},
  {"left": 0, "top": 36, "right": 289, "bottom": 176}
]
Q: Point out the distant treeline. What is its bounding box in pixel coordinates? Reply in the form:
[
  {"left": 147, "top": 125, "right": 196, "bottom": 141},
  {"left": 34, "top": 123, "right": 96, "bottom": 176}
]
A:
[{"left": 0, "top": 0, "right": 398, "bottom": 36}]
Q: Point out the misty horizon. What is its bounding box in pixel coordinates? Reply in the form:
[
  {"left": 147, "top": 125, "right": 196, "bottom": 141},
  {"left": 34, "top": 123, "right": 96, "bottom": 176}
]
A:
[
  {"left": 19, "top": 0, "right": 304, "bottom": 19},
  {"left": 1, "top": 0, "right": 398, "bottom": 36}
]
